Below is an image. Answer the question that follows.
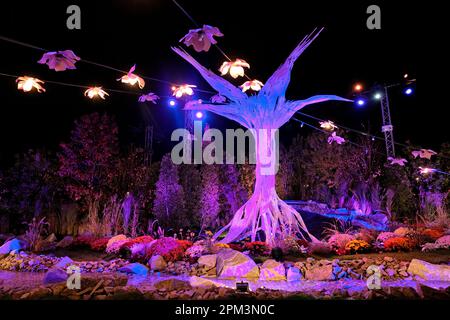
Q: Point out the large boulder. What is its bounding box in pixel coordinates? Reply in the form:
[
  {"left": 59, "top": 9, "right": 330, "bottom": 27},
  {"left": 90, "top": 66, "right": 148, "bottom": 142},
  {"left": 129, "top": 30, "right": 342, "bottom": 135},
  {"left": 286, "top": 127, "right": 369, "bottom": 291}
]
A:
[
  {"left": 118, "top": 263, "right": 149, "bottom": 276},
  {"left": 149, "top": 255, "right": 167, "bottom": 271},
  {"left": 287, "top": 266, "right": 302, "bottom": 282},
  {"left": 198, "top": 254, "right": 217, "bottom": 269},
  {"left": 407, "top": 259, "right": 450, "bottom": 281},
  {"left": 43, "top": 268, "right": 68, "bottom": 284},
  {"left": 305, "top": 263, "right": 334, "bottom": 281},
  {"left": 0, "top": 238, "right": 22, "bottom": 255},
  {"left": 216, "top": 249, "right": 259, "bottom": 279},
  {"left": 259, "top": 259, "right": 286, "bottom": 281},
  {"left": 54, "top": 256, "right": 74, "bottom": 269},
  {"left": 189, "top": 276, "right": 227, "bottom": 288},
  {"left": 56, "top": 236, "right": 74, "bottom": 248}
]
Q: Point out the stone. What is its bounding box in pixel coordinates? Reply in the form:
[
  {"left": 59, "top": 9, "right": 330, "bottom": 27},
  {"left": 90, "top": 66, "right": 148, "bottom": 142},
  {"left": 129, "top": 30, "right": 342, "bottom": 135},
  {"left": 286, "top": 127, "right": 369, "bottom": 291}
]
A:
[
  {"left": 149, "top": 255, "right": 167, "bottom": 271},
  {"left": 305, "top": 264, "right": 334, "bottom": 281},
  {"left": 45, "top": 233, "right": 57, "bottom": 243},
  {"left": 407, "top": 259, "right": 450, "bottom": 281},
  {"left": 198, "top": 254, "right": 217, "bottom": 269},
  {"left": 0, "top": 239, "right": 22, "bottom": 255},
  {"left": 43, "top": 267, "right": 68, "bottom": 284},
  {"left": 216, "top": 249, "right": 259, "bottom": 279},
  {"left": 56, "top": 236, "right": 74, "bottom": 248},
  {"left": 118, "top": 263, "right": 148, "bottom": 276},
  {"left": 189, "top": 276, "right": 227, "bottom": 288},
  {"left": 286, "top": 267, "right": 302, "bottom": 282},
  {"left": 154, "top": 278, "right": 191, "bottom": 291},
  {"left": 259, "top": 259, "right": 286, "bottom": 281},
  {"left": 54, "top": 256, "right": 74, "bottom": 269}
]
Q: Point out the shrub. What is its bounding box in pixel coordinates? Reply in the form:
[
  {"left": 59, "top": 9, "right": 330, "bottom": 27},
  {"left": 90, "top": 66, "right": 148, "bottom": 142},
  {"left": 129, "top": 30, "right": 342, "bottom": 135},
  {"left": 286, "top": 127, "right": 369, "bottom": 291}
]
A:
[
  {"left": 327, "top": 233, "right": 355, "bottom": 254},
  {"left": 383, "top": 237, "right": 416, "bottom": 252},
  {"left": 121, "top": 235, "right": 155, "bottom": 249},
  {"left": 345, "top": 239, "right": 371, "bottom": 254},
  {"left": 89, "top": 237, "right": 111, "bottom": 251},
  {"left": 243, "top": 241, "right": 270, "bottom": 256},
  {"left": 274, "top": 236, "right": 306, "bottom": 255},
  {"left": 106, "top": 234, "right": 128, "bottom": 253},
  {"left": 73, "top": 234, "right": 96, "bottom": 248},
  {"left": 376, "top": 232, "right": 397, "bottom": 244},
  {"left": 228, "top": 243, "right": 244, "bottom": 252},
  {"left": 421, "top": 229, "right": 444, "bottom": 241},
  {"left": 145, "top": 237, "right": 190, "bottom": 262}
]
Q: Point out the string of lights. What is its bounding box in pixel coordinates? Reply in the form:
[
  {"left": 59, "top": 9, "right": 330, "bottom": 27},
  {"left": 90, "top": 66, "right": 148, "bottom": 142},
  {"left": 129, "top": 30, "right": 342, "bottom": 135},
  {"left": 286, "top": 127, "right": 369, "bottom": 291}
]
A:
[{"left": 0, "top": 35, "right": 215, "bottom": 94}]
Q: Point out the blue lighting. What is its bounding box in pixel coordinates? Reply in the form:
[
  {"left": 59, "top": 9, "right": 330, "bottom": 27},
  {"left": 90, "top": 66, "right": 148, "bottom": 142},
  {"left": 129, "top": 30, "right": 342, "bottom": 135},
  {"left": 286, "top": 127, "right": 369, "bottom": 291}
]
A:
[
  {"left": 404, "top": 87, "right": 413, "bottom": 95},
  {"left": 356, "top": 98, "right": 366, "bottom": 106},
  {"left": 168, "top": 99, "right": 177, "bottom": 107}
]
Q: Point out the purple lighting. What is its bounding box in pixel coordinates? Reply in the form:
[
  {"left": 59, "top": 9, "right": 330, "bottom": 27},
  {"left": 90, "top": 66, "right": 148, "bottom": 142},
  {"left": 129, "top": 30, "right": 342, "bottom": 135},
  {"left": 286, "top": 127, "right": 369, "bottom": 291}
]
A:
[
  {"left": 168, "top": 99, "right": 177, "bottom": 107},
  {"left": 404, "top": 87, "right": 413, "bottom": 95},
  {"left": 356, "top": 98, "right": 366, "bottom": 106}
]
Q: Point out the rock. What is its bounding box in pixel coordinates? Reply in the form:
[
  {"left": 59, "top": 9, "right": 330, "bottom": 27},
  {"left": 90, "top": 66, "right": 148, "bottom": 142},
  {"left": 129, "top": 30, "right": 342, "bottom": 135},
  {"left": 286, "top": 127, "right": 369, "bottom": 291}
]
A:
[
  {"left": 35, "top": 239, "right": 56, "bottom": 252},
  {"left": 149, "top": 255, "right": 167, "bottom": 271},
  {"left": 286, "top": 267, "right": 302, "bottom": 282},
  {"left": 305, "top": 264, "right": 334, "bottom": 281},
  {"left": 0, "top": 239, "right": 22, "bottom": 255},
  {"left": 154, "top": 278, "right": 191, "bottom": 291},
  {"left": 54, "top": 256, "right": 74, "bottom": 269},
  {"left": 198, "top": 254, "right": 217, "bottom": 269},
  {"left": 189, "top": 276, "right": 227, "bottom": 288},
  {"left": 216, "top": 249, "right": 259, "bottom": 279},
  {"left": 259, "top": 259, "right": 286, "bottom": 281},
  {"left": 118, "top": 263, "right": 148, "bottom": 276},
  {"left": 43, "top": 267, "right": 68, "bottom": 284},
  {"left": 56, "top": 236, "right": 74, "bottom": 248},
  {"left": 407, "top": 259, "right": 450, "bottom": 281},
  {"left": 45, "top": 233, "right": 57, "bottom": 243}
]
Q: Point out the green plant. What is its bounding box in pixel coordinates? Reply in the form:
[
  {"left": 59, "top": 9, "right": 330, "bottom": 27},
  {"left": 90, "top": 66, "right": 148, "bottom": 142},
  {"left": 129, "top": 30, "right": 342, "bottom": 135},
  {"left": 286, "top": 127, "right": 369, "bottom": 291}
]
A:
[{"left": 23, "top": 217, "right": 48, "bottom": 252}]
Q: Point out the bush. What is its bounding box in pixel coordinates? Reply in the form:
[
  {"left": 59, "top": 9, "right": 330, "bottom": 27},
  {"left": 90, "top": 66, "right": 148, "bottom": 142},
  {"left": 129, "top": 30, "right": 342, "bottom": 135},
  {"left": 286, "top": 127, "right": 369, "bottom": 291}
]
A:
[
  {"left": 436, "top": 235, "right": 450, "bottom": 246},
  {"left": 345, "top": 239, "right": 371, "bottom": 254},
  {"left": 393, "top": 227, "right": 415, "bottom": 238},
  {"left": 421, "top": 229, "right": 444, "bottom": 241},
  {"left": 121, "top": 235, "right": 155, "bottom": 249},
  {"left": 73, "top": 234, "right": 96, "bottom": 248},
  {"left": 106, "top": 234, "right": 128, "bottom": 253},
  {"left": 89, "top": 237, "right": 111, "bottom": 251},
  {"left": 383, "top": 237, "right": 416, "bottom": 252},
  {"left": 145, "top": 237, "right": 191, "bottom": 262},
  {"left": 243, "top": 241, "right": 270, "bottom": 256},
  {"left": 375, "top": 232, "right": 397, "bottom": 243},
  {"left": 327, "top": 233, "right": 355, "bottom": 255}
]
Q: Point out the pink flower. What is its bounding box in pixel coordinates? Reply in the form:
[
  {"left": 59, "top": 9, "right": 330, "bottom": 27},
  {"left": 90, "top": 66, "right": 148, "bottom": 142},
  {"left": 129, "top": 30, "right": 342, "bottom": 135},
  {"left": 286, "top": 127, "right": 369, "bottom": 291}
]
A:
[
  {"left": 38, "top": 50, "right": 80, "bottom": 71},
  {"left": 240, "top": 80, "right": 264, "bottom": 92},
  {"left": 180, "top": 25, "right": 223, "bottom": 52},
  {"left": 327, "top": 132, "right": 345, "bottom": 145},
  {"left": 138, "top": 92, "right": 160, "bottom": 103},
  {"left": 117, "top": 64, "right": 145, "bottom": 89}
]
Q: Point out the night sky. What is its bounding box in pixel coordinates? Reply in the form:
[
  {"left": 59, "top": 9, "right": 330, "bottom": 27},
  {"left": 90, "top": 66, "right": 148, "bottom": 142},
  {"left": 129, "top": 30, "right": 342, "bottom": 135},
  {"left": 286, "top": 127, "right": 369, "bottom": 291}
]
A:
[{"left": 0, "top": 0, "right": 428, "bottom": 166}]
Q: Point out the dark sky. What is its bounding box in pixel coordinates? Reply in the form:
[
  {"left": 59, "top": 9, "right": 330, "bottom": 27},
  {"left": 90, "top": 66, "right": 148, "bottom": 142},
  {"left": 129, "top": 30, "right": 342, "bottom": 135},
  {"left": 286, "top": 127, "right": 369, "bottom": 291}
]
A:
[{"left": 0, "top": 0, "right": 429, "bottom": 166}]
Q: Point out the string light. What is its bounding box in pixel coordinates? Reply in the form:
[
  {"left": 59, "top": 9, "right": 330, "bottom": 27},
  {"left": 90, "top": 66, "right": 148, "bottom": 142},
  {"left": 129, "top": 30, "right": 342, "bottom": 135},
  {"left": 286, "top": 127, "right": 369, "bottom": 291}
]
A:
[
  {"left": 219, "top": 59, "right": 250, "bottom": 78},
  {"left": 240, "top": 80, "right": 264, "bottom": 92},
  {"left": 84, "top": 87, "right": 109, "bottom": 100},
  {"left": 16, "top": 76, "right": 46, "bottom": 93},
  {"left": 172, "top": 84, "right": 196, "bottom": 98},
  {"left": 319, "top": 120, "right": 337, "bottom": 131},
  {"left": 353, "top": 83, "right": 363, "bottom": 92}
]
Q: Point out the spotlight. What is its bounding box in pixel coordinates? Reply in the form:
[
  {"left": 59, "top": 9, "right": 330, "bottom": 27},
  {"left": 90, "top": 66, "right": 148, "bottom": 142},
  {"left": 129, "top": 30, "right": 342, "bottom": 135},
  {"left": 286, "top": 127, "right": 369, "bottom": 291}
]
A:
[
  {"left": 236, "top": 281, "right": 249, "bottom": 293},
  {"left": 354, "top": 83, "right": 363, "bottom": 92},
  {"left": 404, "top": 87, "right": 413, "bottom": 95},
  {"left": 168, "top": 99, "right": 177, "bottom": 107},
  {"left": 195, "top": 111, "right": 204, "bottom": 119},
  {"left": 374, "top": 92, "right": 382, "bottom": 100},
  {"left": 356, "top": 98, "right": 366, "bottom": 106}
]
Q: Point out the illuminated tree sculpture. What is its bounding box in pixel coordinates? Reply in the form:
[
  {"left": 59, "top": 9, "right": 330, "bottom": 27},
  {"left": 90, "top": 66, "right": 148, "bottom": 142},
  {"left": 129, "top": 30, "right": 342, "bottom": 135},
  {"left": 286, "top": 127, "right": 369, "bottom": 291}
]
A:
[{"left": 173, "top": 28, "right": 351, "bottom": 245}]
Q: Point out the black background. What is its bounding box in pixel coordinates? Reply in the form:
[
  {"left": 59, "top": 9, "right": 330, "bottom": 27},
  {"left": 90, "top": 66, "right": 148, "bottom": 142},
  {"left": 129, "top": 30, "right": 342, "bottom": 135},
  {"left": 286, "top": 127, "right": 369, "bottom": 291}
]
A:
[{"left": 0, "top": 0, "right": 433, "bottom": 167}]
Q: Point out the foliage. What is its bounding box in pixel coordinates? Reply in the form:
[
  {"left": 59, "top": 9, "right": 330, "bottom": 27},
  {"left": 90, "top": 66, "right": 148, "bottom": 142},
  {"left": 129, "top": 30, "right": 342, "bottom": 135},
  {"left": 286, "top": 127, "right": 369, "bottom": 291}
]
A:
[
  {"left": 106, "top": 234, "right": 128, "bottom": 253},
  {"left": 23, "top": 217, "right": 49, "bottom": 252},
  {"left": 152, "top": 154, "right": 186, "bottom": 230},
  {"left": 58, "top": 113, "right": 119, "bottom": 206},
  {"left": 145, "top": 237, "right": 191, "bottom": 262},
  {"left": 436, "top": 235, "right": 450, "bottom": 246},
  {"left": 243, "top": 241, "right": 270, "bottom": 256},
  {"left": 89, "top": 237, "right": 111, "bottom": 251},
  {"left": 383, "top": 237, "right": 416, "bottom": 252},
  {"left": 327, "top": 233, "right": 355, "bottom": 255},
  {"left": 199, "top": 164, "right": 221, "bottom": 230},
  {"left": 345, "top": 239, "right": 371, "bottom": 254}
]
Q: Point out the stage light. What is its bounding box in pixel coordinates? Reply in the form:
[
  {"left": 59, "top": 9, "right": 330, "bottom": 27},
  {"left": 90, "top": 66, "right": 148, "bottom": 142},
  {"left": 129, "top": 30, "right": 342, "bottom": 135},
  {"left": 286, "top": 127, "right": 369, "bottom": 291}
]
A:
[
  {"left": 374, "top": 92, "right": 382, "bottom": 100},
  {"left": 353, "top": 83, "right": 363, "bottom": 92},
  {"left": 356, "top": 98, "right": 366, "bottom": 106},
  {"left": 168, "top": 99, "right": 177, "bottom": 107},
  {"left": 403, "top": 73, "right": 409, "bottom": 79},
  {"left": 404, "top": 87, "right": 413, "bottom": 95},
  {"left": 195, "top": 111, "right": 204, "bottom": 119}
]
